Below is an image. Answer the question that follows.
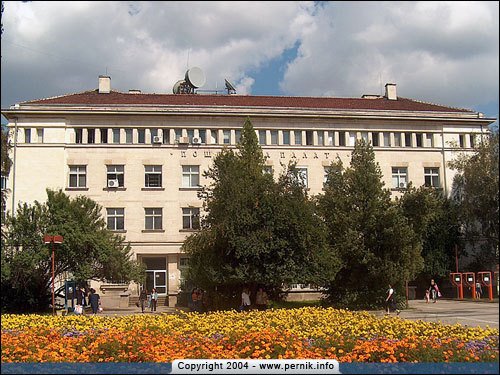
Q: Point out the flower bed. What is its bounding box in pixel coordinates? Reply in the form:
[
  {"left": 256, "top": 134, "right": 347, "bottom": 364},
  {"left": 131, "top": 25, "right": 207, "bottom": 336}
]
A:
[{"left": 1, "top": 307, "right": 498, "bottom": 363}]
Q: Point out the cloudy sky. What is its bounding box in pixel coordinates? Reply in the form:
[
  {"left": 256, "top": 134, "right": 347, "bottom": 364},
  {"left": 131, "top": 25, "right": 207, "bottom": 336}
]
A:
[{"left": 1, "top": 1, "right": 498, "bottom": 126}]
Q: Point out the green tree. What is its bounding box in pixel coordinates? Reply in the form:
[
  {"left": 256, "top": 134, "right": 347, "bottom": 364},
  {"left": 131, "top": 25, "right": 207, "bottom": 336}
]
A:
[
  {"left": 448, "top": 132, "right": 499, "bottom": 271},
  {"left": 1, "top": 189, "right": 144, "bottom": 313},
  {"left": 398, "top": 184, "right": 461, "bottom": 289},
  {"left": 317, "top": 140, "right": 423, "bottom": 309},
  {"left": 182, "top": 118, "right": 336, "bottom": 308}
]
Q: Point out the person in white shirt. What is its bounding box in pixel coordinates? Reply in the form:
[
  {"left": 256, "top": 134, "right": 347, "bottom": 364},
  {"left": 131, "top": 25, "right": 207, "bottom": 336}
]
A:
[
  {"left": 240, "top": 287, "right": 251, "bottom": 312},
  {"left": 385, "top": 284, "right": 400, "bottom": 315}
]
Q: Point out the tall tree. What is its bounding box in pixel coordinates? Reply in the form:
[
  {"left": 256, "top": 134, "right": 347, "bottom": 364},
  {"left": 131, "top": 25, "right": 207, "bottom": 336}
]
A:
[
  {"left": 317, "top": 140, "right": 423, "bottom": 309},
  {"left": 1, "top": 189, "right": 144, "bottom": 313},
  {"left": 448, "top": 132, "right": 499, "bottom": 271},
  {"left": 183, "top": 118, "right": 336, "bottom": 308}
]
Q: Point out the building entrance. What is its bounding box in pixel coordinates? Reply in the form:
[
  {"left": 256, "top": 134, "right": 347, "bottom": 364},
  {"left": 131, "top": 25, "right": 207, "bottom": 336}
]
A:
[{"left": 141, "top": 256, "right": 167, "bottom": 295}]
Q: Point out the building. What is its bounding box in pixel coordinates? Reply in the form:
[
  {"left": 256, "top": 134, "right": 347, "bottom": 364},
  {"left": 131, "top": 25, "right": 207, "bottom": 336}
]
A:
[{"left": 1, "top": 76, "right": 495, "bottom": 305}]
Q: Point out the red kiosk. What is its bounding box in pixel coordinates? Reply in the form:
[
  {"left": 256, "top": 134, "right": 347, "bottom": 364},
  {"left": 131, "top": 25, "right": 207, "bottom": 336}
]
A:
[
  {"left": 450, "top": 272, "right": 463, "bottom": 300},
  {"left": 477, "top": 271, "right": 493, "bottom": 301},
  {"left": 463, "top": 272, "right": 476, "bottom": 299}
]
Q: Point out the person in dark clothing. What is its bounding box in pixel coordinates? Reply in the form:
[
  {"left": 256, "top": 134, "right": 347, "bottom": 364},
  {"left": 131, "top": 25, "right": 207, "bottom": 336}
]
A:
[
  {"left": 139, "top": 288, "right": 148, "bottom": 313},
  {"left": 428, "top": 279, "right": 440, "bottom": 303},
  {"left": 75, "top": 286, "right": 84, "bottom": 306},
  {"left": 88, "top": 288, "right": 100, "bottom": 314}
]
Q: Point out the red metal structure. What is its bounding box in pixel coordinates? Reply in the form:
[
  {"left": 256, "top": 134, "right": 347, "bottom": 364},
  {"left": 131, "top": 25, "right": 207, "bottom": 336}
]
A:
[
  {"left": 43, "top": 235, "right": 64, "bottom": 316},
  {"left": 463, "top": 272, "right": 476, "bottom": 299},
  {"left": 477, "top": 271, "right": 493, "bottom": 301},
  {"left": 450, "top": 272, "right": 463, "bottom": 300}
]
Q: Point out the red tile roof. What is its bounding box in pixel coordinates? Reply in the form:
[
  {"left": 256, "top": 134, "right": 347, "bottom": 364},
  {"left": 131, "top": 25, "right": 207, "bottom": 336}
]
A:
[{"left": 23, "top": 90, "right": 473, "bottom": 113}]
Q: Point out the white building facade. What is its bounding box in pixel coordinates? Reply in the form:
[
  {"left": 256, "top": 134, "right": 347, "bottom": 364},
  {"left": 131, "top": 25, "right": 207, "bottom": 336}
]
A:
[{"left": 2, "top": 78, "right": 495, "bottom": 305}]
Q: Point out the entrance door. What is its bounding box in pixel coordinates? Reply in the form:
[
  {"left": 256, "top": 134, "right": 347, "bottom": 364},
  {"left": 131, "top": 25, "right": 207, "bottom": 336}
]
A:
[{"left": 145, "top": 270, "right": 167, "bottom": 294}]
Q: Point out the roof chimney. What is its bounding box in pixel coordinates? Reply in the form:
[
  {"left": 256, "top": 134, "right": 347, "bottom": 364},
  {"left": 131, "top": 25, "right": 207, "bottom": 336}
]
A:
[
  {"left": 98, "top": 75, "right": 111, "bottom": 94},
  {"left": 385, "top": 83, "right": 397, "bottom": 100}
]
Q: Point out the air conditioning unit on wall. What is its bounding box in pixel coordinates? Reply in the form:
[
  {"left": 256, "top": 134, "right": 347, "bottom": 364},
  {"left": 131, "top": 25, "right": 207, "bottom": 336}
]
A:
[
  {"left": 177, "top": 136, "right": 190, "bottom": 144},
  {"left": 191, "top": 137, "right": 201, "bottom": 145},
  {"left": 152, "top": 136, "right": 162, "bottom": 143},
  {"left": 108, "top": 179, "right": 119, "bottom": 188}
]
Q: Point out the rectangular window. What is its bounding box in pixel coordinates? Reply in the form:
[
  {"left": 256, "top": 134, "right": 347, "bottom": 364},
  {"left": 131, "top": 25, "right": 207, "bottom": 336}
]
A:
[
  {"left": 295, "top": 131, "right": 302, "bottom": 145},
  {"left": 306, "top": 131, "right": 314, "bottom": 146},
  {"left": 424, "top": 168, "right": 440, "bottom": 188},
  {"left": 187, "top": 129, "right": 195, "bottom": 142},
  {"left": 125, "top": 129, "right": 133, "bottom": 144},
  {"left": 145, "top": 165, "right": 162, "bottom": 188},
  {"left": 138, "top": 129, "right": 146, "bottom": 144},
  {"left": 469, "top": 134, "right": 475, "bottom": 148},
  {"left": 416, "top": 133, "right": 423, "bottom": 147},
  {"left": 163, "top": 128, "right": 170, "bottom": 144},
  {"left": 361, "top": 132, "right": 369, "bottom": 143},
  {"left": 24, "top": 128, "right": 31, "bottom": 143},
  {"left": 270, "top": 131, "right": 278, "bottom": 145},
  {"left": 459, "top": 134, "right": 465, "bottom": 148},
  {"left": 150, "top": 128, "right": 159, "bottom": 143},
  {"left": 100, "top": 128, "right": 108, "bottom": 144},
  {"left": 182, "top": 207, "right": 200, "bottom": 230},
  {"left": 296, "top": 167, "right": 308, "bottom": 188},
  {"left": 282, "top": 131, "right": 290, "bottom": 145},
  {"left": 259, "top": 130, "right": 266, "bottom": 145},
  {"left": 383, "top": 132, "right": 391, "bottom": 147},
  {"left": 394, "top": 133, "right": 401, "bottom": 147},
  {"left": 317, "top": 131, "right": 324, "bottom": 146},
  {"left": 223, "top": 130, "right": 231, "bottom": 144},
  {"left": 327, "top": 131, "right": 333, "bottom": 146},
  {"left": 179, "top": 257, "right": 190, "bottom": 268},
  {"left": 37, "top": 128, "right": 44, "bottom": 143},
  {"left": 69, "top": 165, "right": 86, "bottom": 188},
  {"left": 75, "top": 129, "right": 83, "bottom": 144},
  {"left": 1, "top": 174, "right": 8, "bottom": 190},
  {"left": 145, "top": 208, "right": 162, "bottom": 230},
  {"left": 112, "top": 129, "right": 120, "bottom": 144},
  {"left": 87, "top": 129, "right": 95, "bottom": 144},
  {"left": 404, "top": 133, "right": 412, "bottom": 147},
  {"left": 107, "top": 208, "right": 124, "bottom": 231},
  {"left": 182, "top": 165, "right": 200, "bottom": 188},
  {"left": 372, "top": 132, "right": 379, "bottom": 147},
  {"left": 210, "top": 130, "right": 218, "bottom": 144},
  {"left": 338, "top": 131, "right": 346, "bottom": 146},
  {"left": 392, "top": 167, "right": 407, "bottom": 189},
  {"left": 107, "top": 165, "right": 124, "bottom": 187},
  {"left": 323, "top": 166, "right": 331, "bottom": 187},
  {"left": 426, "top": 133, "right": 434, "bottom": 148},
  {"left": 348, "top": 132, "right": 356, "bottom": 146},
  {"left": 199, "top": 129, "right": 207, "bottom": 144},
  {"left": 235, "top": 130, "right": 241, "bottom": 144}
]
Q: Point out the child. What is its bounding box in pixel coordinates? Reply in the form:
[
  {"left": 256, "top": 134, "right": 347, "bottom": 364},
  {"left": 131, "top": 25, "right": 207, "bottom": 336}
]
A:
[{"left": 425, "top": 289, "right": 430, "bottom": 303}]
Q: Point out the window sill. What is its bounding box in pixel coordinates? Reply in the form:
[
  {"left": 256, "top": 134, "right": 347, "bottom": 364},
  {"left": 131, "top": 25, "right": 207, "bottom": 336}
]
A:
[
  {"left": 179, "top": 187, "right": 202, "bottom": 191},
  {"left": 390, "top": 188, "right": 407, "bottom": 192},
  {"left": 65, "top": 187, "right": 89, "bottom": 191},
  {"left": 103, "top": 187, "right": 127, "bottom": 191},
  {"left": 179, "top": 229, "right": 200, "bottom": 233},
  {"left": 110, "top": 230, "right": 127, "bottom": 233},
  {"left": 141, "top": 229, "right": 165, "bottom": 233},
  {"left": 141, "top": 187, "right": 165, "bottom": 191}
]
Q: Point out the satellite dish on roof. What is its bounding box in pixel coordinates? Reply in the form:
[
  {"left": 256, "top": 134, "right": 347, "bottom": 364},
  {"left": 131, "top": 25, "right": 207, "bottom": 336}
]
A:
[
  {"left": 185, "top": 67, "right": 206, "bottom": 88},
  {"left": 225, "top": 79, "right": 236, "bottom": 94},
  {"left": 173, "top": 80, "right": 185, "bottom": 94}
]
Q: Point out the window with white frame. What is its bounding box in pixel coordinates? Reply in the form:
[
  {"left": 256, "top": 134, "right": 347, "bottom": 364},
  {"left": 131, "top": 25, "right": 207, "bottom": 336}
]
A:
[
  {"left": 107, "top": 165, "right": 124, "bottom": 187},
  {"left": 87, "top": 129, "right": 95, "bottom": 144},
  {"left": 295, "top": 131, "right": 302, "bottom": 145},
  {"left": 200, "top": 129, "right": 207, "bottom": 144},
  {"left": 145, "top": 165, "right": 162, "bottom": 188},
  {"left": 392, "top": 167, "right": 407, "bottom": 189},
  {"left": 338, "top": 131, "right": 346, "bottom": 146},
  {"left": 138, "top": 129, "right": 146, "bottom": 144},
  {"left": 348, "top": 132, "right": 356, "bottom": 146},
  {"left": 223, "top": 130, "right": 230, "bottom": 144},
  {"left": 125, "top": 129, "right": 133, "bottom": 144},
  {"left": 1, "top": 173, "right": 8, "bottom": 190},
  {"left": 145, "top": 208, "right": 162, "bottom": 230},
  {"left": 270, "top": 130, "right": 278, "bottom": 145},
  {"left": 317, "top": 131, "right": 324, "bottom": 146},
  {"left": 187, "top": 129, "right": 195, "bottom": 142},
  {"left": 424, "top": 168, "right": 440, "bottom": 188},
  {"left": 75, "top": 129, "right": 83, "bottom": 144},
  {"left": 327, "top": 131, "right": 334, "bottom": 146},
  {"left": 100, "top": 128, "right": 108, "bottom": 144},
  {"left": 182, "top": 207, "right": 200, "bottom": 230},
  {"left": 37, "top": 128, "right": 44, "bottom": 143},
  {"left": 182, "top": 165, "right": 200, "bottom": 188},
  {"left": 323, "top": 166, "right": 331, "bottom": 186},
  {"left": 259, "top": 130, "right": 266, "bottom": 145},
  {"left": 283, "top": 130, "right": 290, "bottom": 145},
  {"left": 69, "top": 165, "right": 87, "bottom": 188},
  {"left": 163, "top": 128, "right": 170, "bottom": 144},
  {"left": 235, "top": 129, "right": 241, "bottom": 144},
  {"left": 296, "top": 167, "right": 308, "bottom": 188},
  {"left": 404, "top": 132, "right": 412, "bottom": 147},
  {"left": 383, "top": 132, "right": 391, "bottom": 147},
  {"left": 394, "top": 133, "right": 401, "bottom": 147},
  {"left": 426, "top": 133, "right": 434, "bottom": 147},
  {"left": 306, "top": 131, "right": 314, "bottom": 146},
  {"left": 107, "top": 208, "right": 124, "bottom": 231},
  {"left": 415, "top": 133, "right": 423, "bottom": 147},
  {"left": 210, "top": 129, "right": 218, "bottom": 144},
  {"left": 112, "top": 129, "right": 120, "bottom": 144},
  {"left": 372, "top": 132, "right": 379, "bottom": 147},
  {"left": 24, "top": 128, "right": 31, "bottom": 143}
]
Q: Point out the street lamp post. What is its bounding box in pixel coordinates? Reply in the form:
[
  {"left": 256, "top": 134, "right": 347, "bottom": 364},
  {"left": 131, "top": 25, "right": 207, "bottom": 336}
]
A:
[{"left": 43, "top": 235, "right": 64, "bottom": 316}]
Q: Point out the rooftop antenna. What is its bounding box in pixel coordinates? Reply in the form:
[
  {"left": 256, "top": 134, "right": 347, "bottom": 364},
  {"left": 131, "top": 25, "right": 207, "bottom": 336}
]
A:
[
  {"left": 225, "top": 79, "right": 236, "bottom": 95},
  {"left": 186, "top": 48, "right": 191, "bottom": 70},
  {"left": 172, "top": 66, "right": 206, "bottom": 94},
  {"left": 379, "top": 72, "right": 383, "bottom": 96}
]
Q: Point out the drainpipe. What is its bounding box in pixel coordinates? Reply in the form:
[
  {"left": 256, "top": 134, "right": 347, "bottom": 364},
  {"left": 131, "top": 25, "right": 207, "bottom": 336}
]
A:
[
  {"left": 11, "top": 116, "right": 18, "bottom": 216},
  {"left": 441, "top": 128, "right": 448, "bottom": 196}
]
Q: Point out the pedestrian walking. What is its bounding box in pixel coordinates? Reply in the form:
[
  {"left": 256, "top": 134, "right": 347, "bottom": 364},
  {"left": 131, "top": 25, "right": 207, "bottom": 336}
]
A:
[
  {"left": 150, "top": 288, "right": 158, "bottom": 312},
  {"left": 475, "top": 281, "right": 483, "bottom": 299},
  {"left": 428, "top": 279, "right": 441, "bottom": 303},
  {"left": 385, "top": 284, "right": 400, "bottom": 315},
  {"left": 239, "top": 287, "right": 251, "bottom": 312},
  {"left": 88, "top": 288, "right": 101, "bottom": 315},
  {"left": 139, "top": 287, "right": 148, "bottom": 313}
]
